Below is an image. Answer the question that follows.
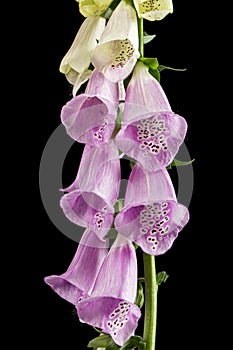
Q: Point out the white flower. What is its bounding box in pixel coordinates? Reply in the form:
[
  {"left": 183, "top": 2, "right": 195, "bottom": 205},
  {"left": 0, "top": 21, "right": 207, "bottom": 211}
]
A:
[
  {"left": 91, "top": 0, "right": 140, "bottom": 83},
  {"left": 59, "top": 16, "right": 106, "bottom": 95},
  {"left": 133, "top": 0, "right": 173, "bottom": 21}
]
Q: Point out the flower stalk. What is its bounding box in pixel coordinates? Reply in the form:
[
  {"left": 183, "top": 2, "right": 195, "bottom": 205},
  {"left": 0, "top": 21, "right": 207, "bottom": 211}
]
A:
[
  {"left": 139, "top": 17, "right": 157, "bottom": 350},
  {"left": 143, "top": 253, "right": 157, "bottom": 350},
  {"left": 138, "top": 17, "right": 144, "bottom": 57}
]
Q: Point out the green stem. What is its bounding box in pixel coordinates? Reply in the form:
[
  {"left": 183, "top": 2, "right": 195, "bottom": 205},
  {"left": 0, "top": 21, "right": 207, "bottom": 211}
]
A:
[
  {"left": 143, "top": 253, "right": 158, "bottom": 350},
  {"left": 138, "top": 17, "right": 144, "bottom": 57},
  {"left": 138, "top": 15, "right": 158, "bottom": 350}
]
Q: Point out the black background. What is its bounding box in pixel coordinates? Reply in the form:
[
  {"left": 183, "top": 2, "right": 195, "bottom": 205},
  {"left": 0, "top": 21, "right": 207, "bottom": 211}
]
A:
[{"left": 11, "top": 0, "right": 223, "bottom": 348}]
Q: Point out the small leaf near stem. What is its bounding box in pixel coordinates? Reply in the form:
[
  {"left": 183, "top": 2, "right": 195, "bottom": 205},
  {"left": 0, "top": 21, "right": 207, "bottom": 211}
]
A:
[{"left": 167, "top": 158, "right": 195, "bottom": 169}]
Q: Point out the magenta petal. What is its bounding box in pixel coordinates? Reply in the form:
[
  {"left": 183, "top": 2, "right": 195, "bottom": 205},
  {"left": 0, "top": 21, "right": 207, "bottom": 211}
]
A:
[
  {"left": 60, "top": 142, "right": 120, "bottom": 234},
  {"left": 124, "top": 165, "right": 176, "bottom": 206},
  {"left": 60, "top": 189, "right": 114, "bottom": 234},
  {"left": 61, "top": 70, "right": 119, "bottom": 145},
  {"left": 61, "top": 141, "right": 121, "bottom": 203},
  {"left": 115, "top": 111, "right": 187, "bottom": 171},
  {"left": 91, "top": 234, "right": 138, "bottom": 301},
  {"left": 134, "top": 201, "right": 189, "bottom": 255},
  {"left": 114, "top": 167, "right": 190, "bottom": 255},
  {"left": 44, "top": 229, "right": 109, "bottom": 304},
  {"left": 124, "top": 61, "right": 171, "bottom": 123},
  {"left": 77, "top": 141, "right": 121, "bottom": 204},
  {"left": 85, "top": 70, "right": 119, "bottom": 101},
  {"left": 76, "top": 234, "right": 141, "bottom": 346},
  {"left": 77, "top": 297, "right": 141, "bottom": 346}
]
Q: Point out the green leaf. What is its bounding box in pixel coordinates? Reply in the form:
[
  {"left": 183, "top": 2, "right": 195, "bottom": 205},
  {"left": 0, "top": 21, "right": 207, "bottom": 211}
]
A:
[
  {"left": 156, "top": 271, "right": 169, "bottom": 286},
  {"left": 149, "top": 67, "right": 160, "bottom": 82},
  {"left": 158, "top": 64, "right": 187, "bottom": 72},
  {"left": 140, "top": 57, "right": 159, "bottom": 70},
  {"left": 143, "top": 32, "right": 156, "bottom": 44},
  {"left": 134, "top": 279, "right": 144, "bottom": 309},
  {"left": 167, "top": 158, "right": 195, "bottom": 169},
  {"left": 87, "top": 334, "right": 112, "bottom": 348},
  {"left": 120, "top": 335, "right": 145, "bottom": 350}
]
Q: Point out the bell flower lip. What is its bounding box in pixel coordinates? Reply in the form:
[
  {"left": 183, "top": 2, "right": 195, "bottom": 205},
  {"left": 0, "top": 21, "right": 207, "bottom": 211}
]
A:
[
  {"left": 114, "top": 166, "right": 190, "bottom": 255},
  {"left": 59, "top": 16, "right": 106, "bottom": 91},
  {"left": 124, "top": 61, "right": 171, "bottom": 124},
  {"left": 60, "top": 189, "right": 115, "bottom": 235},
  {"left": 77, "top": 0, "right": 114, "bottom": 17},
  {"left": 115, "top": 111, "right": 187, "bottom": 171},
  {"left": 114, "top": 201, "right": 189, "bottom": 255},
  {"left": 133, "top": 0, "right": 173, "bottom": 21},
  {"left": 134, "top": 202, "right": 189, "bottom": 255},
  {"left": 44, "top": 228, "right": 109, "bottom": 304},
  {"left": 91, "top": 0, "right": 140, "bottom": 82},
  {"left": 76, "top": 233, "right": 141, "bottom": 346},
  {"left": 77, "top": 297, "right": 141, "bottom": 346},
  {"left": 61, "top": 71, "right": 119, "bottom": 145}
]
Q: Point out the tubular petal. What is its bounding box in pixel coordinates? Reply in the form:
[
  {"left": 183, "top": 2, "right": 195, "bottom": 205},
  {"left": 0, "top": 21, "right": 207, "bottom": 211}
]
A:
[
  {"left": 44, "top": 229, "right": 109, "bottom": 304},
  {"left": 114, "top": 166, "right": 190, "bottom": 255},
  {"left": 76, "top": 234, "right": 141, "bottom": 346},
  {"left": 61, "top": 71, "right": 119, "bottom": 144},
  {"left": 59, "top": 16, "right": 106, "bottom": 94},
  {"left": 91, "top": 0, "right": 140, "bottom": 82}
]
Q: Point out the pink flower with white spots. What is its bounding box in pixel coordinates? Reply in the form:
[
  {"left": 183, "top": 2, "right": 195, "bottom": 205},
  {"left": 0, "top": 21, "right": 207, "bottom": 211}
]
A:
[{"left": 115, "top": 61, "right": 187, "bottom": 171}]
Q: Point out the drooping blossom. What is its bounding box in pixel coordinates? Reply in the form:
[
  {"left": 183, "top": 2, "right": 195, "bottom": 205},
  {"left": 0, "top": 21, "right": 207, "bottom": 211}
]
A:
[
  {"left": 133, "top": 0, "right": 173, "bottom": 21},
  {"left": 61, "top": 70, "right": 119, "bottom": 145},
  {"left": 115, "top": 61, "right": 187, "bottom": 171},
  {"left": 60, "top": 141, "right": 120, "bottom": 237},
  {"left": 77, "top": 0, "right": 114, "bottom": 17},
  {"left": 114, "top": 164, "right": 189, "bottom": 255},
  {"left": 76, "top": 233, "right": 141, "bottom": 346},
  {"left": 59, "top": 16, "right": 106, "bottom": 96},
  {"left": 91, "top": 0, "right": 140, "bottom": 82},
  {"left": 44, "top": 229, "right": 109, "bottom": 304}
]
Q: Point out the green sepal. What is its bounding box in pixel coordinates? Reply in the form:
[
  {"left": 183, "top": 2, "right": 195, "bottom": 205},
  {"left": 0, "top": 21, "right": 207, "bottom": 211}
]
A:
[
  {"left": 149, "top": 67, "right": 160, "bottom": 82},
  {"left": 139, "top": 57, "right": 159, "bottom": 70},
  {"left": 102, "top": 0, "right": 121, "bottom": 19},
  {"left": 134, "top": 279, "right": 144, "bottom": 309},
  {"left": 120, "top": 335, "right": 145, "bottom": 350},
  {"left": 87, "top": 334, "right": 113, "bottom": 348},
  {"left": 167, "top": 158, "right": 195, "bottom": 169},
  {"left": 129, "top": 160, "right": 136, "bottom": 169},
  {"left": 106, "top": 340, "right": 121, "bottom": 350},
  {"left": 156, "top": 271, "right": 169, "bottom": 286},
  {"left": 143, "top": 32, "right": 156, "bottom": 44}
]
